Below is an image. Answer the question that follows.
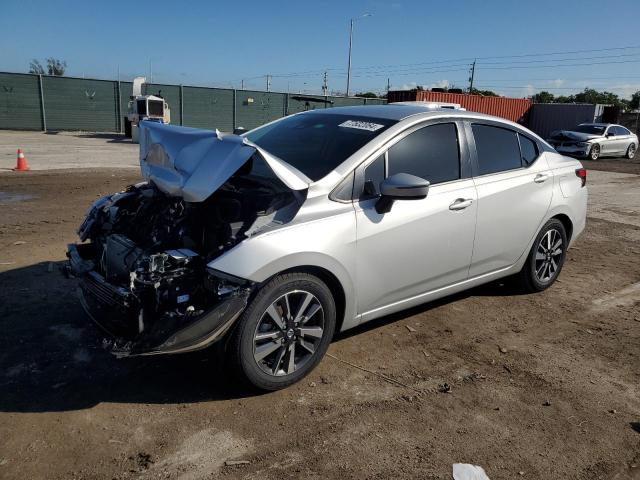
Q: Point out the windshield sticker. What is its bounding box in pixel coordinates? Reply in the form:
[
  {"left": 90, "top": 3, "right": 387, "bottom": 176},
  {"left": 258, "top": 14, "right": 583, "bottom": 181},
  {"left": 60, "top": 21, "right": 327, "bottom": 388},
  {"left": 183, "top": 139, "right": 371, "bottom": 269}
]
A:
[{"left": 339, "top": 120, "right": 384, "bottom": 132}]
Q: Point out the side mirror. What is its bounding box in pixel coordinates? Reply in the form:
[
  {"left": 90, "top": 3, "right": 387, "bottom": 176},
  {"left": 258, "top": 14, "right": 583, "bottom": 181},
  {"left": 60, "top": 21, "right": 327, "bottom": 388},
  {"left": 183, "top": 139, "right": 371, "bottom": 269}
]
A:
[
  {"left": 233, "top": 127, "right": 248, "bottom": 135},
  {"left": 606, "top": 131, "right": 615, "bottom": 137},
  {"left": 375, "top": 173, "right": 430, "bottom": 214}
]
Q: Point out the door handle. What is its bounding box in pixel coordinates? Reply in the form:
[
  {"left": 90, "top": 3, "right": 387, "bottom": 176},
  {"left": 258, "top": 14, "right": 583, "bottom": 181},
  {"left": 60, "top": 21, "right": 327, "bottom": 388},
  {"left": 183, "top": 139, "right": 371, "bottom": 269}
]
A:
[
  {"left": 534, "top": 173, "right": 549, "bottom": 183},
  {"left": 449, "top": 198, "right": 474, "bottom": 211}
]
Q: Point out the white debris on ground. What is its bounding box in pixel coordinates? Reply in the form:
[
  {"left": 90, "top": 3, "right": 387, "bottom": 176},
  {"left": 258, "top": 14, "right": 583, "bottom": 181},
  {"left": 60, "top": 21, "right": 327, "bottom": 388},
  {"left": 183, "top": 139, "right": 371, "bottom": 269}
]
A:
[{"left": 452, "top": 463, "right": 491, "bottom": 480}]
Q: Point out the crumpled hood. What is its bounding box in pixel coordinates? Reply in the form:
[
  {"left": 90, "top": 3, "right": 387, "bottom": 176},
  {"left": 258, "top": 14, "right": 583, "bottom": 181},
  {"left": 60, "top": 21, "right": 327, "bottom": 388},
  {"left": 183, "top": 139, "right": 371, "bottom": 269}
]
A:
[
  {"left": 549, "top": 130, "right": 601, "bottom": 142},
  {"left": 139, "top": 121, "right": 310, "bottom": 202}
]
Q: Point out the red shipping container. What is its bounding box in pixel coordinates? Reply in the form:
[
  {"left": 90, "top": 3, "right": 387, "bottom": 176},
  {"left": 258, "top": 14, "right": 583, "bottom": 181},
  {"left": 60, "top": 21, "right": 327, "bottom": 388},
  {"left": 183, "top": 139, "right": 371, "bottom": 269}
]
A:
[{"left": 388, "top": 90, "right": 531, "bottom": 123}]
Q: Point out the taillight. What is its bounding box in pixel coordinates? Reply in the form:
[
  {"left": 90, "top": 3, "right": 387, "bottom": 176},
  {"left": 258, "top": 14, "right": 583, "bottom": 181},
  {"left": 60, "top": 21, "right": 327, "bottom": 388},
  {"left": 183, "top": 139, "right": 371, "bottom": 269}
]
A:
[{"left": 575, "top": 168, "right": 587, "bottom": 187}]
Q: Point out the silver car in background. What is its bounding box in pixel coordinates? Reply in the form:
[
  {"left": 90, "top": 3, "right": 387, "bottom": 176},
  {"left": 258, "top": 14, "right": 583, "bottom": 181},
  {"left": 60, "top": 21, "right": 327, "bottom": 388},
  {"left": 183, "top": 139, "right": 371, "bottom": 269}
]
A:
[
  {"left": 548, "top": 123, "right": 637, "bottom": 160},
  {"left": 68, "top": 105, "right": 588, "bottom": 391}
]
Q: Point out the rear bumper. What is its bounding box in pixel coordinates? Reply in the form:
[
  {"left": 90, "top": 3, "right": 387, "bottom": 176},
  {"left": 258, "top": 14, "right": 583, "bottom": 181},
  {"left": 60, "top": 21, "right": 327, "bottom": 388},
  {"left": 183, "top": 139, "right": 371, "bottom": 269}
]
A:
[{"left": 67, "top": 243, "right": 251, "bottom": 357}]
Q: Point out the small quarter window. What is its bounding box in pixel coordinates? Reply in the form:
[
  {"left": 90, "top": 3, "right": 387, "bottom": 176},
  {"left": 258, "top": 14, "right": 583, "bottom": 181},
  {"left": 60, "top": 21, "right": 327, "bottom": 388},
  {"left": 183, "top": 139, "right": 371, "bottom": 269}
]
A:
[
  {"left": 518, "top": 134, "right": 538, "bottom": 166},
  {"left": 362, "top": 154, "right": 385, "bottom": 198}
]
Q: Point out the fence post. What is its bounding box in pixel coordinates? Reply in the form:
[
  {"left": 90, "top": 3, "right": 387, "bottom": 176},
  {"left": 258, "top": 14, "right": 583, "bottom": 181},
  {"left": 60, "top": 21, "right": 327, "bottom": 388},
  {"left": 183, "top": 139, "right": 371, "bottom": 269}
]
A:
[
  {"left": 116, "top": 80, "right": 122, "bottom": 133},
  {"left": 232, "top": 89, "right": 237, "bottom": 131},
  {"left": 179, "top": 84, "right": 184, "bottom": 126},
  {"left": 38, "top": 74, "right": 47, "bottom": 131}
]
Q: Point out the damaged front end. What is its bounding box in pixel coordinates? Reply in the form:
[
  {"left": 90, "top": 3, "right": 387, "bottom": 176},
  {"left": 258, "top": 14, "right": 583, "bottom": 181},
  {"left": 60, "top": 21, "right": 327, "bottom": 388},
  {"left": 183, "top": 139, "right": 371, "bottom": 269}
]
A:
[{"left": 67, "top": 122, "right": 308, "bottom": 357}]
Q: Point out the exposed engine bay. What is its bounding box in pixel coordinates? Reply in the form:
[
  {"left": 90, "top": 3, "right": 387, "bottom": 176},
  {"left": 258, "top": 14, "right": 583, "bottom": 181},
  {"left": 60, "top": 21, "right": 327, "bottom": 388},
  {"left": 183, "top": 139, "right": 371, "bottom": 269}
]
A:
[{"left": 68, "top": 157, "right": 305, "bottom": 356}]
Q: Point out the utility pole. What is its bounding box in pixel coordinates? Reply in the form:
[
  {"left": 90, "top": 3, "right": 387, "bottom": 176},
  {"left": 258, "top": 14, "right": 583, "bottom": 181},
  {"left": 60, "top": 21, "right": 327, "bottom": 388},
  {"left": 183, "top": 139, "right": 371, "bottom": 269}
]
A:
[
  {"left": 322, "top": 71, "right": 328, "bottom": 96},
  {"left": 266, "top": 75, "right": 272, "bottom": 92},
  {"left": 468, "top": 59, "right": 476, "bottom": 94},
  {"left": 241, "top": 79, "right": 244, "bottom": 90},
  {"left": 386, "top": 78, "right": 390, "bottom": 94}
]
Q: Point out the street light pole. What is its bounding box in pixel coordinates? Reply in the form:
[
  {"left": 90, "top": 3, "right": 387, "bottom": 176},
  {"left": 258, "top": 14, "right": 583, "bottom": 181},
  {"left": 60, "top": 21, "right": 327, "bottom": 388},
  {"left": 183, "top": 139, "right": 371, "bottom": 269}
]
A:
[
  {"left": 346, "top": 13, "right": 371, "bottom": 97},
  {"left": 346, "top": 18, "right": 354, "bottom": 97}
]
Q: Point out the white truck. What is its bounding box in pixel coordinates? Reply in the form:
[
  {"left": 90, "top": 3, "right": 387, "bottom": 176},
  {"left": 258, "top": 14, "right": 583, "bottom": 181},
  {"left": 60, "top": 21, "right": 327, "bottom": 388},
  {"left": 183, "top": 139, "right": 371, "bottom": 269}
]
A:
[{"left": 124, "top": 77, "right": 171, "bottom": 142}]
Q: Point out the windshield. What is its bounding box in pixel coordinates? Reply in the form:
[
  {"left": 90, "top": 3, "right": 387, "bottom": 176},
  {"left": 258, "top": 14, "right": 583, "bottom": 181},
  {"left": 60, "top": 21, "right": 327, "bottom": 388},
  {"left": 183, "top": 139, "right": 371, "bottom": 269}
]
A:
[
  {"left": 245, "top": 113, "right": 397, "bottom": 181},
  {"left": 574, "top": 124, "right": 606, "bottom": 134}
]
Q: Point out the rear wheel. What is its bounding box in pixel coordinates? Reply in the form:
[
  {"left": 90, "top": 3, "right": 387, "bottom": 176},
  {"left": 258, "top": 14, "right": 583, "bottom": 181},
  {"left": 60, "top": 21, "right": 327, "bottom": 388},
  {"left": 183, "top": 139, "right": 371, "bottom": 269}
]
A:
[
  {"left": 229, "top": 272, "right": 336, "bottom": 391},
  {"left": 589, "top": 144, "right": 600, "bottom": 160},
  {"left": 626, "top": 143, "right": 636, "bottom": 159},
  {"left": 516, "top": 219, "right": 567, "bottom": 293}
]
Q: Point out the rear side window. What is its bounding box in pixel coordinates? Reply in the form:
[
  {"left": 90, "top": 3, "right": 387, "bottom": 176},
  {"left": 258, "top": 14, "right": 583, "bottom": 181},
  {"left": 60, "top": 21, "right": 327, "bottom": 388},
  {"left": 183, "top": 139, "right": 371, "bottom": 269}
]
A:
[
  {"left": 518, "top": 134, "right": 538, "bottom": 166},
  {"left": 614, "top": 126, "right": 630, "bottom": 135},
  {"left": 472, "top": 124, "right": 522, "bottom": 175},
  {"left": 387, "top": 123, "right": 460, "bottom": 184}
]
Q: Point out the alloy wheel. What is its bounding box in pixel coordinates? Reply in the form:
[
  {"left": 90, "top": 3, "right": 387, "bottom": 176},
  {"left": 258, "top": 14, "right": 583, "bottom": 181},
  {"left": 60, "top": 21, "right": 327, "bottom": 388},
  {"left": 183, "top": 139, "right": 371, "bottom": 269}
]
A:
[
  {"left": 534, "top": 228, "right": 564, "bottom": 283},
  {"left": 628, "top": 144, "right": 636, "bottom": 159},
  {"left": 590, "top": 144, "right": 600, "bottom": 160},
  {"left": 253, "top": 290, "right": 324, "bottom": 377}
]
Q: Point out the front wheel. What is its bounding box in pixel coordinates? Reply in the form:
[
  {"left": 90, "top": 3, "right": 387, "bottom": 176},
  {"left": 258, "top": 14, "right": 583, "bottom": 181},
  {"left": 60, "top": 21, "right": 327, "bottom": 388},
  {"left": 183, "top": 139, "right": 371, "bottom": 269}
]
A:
[
  {"left": 626, "top": 143, "right": 636, "bottom": 160},
  {"left": 515, "top": 219, "right": 568, "bottom": 293},
  {"left": 589, "top": 144, "right": 600, "bottom": 160},
  {"left": 228, "top": 272, "right": 336, "bottom": 391}
]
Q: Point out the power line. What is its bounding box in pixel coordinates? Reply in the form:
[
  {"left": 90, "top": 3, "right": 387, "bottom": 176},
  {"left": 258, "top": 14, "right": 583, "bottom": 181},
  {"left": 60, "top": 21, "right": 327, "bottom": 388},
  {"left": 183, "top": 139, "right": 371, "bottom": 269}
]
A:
[
  {"left": 476, "top": 52, "right": 640, "bottom": 66},
  {"left": 477, "top": 84, "right": 639, "bottom": 91},
  {"left": 225, "top": 44, "right": 640, "bottom": 82},
  {"left": 471, "top": 75, "right": 640, "bottom": 82},
  {"left": 479, "top": 59, "right": 640, "bottom": 71}
]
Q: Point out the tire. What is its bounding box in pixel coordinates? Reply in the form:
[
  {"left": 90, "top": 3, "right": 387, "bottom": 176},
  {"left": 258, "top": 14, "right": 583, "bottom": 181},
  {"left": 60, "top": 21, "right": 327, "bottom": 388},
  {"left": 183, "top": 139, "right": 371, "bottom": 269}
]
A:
[
  {"left": 228, "top": 272, "right": 336, "bottom": 391},
  {"left": 626, "top": 143, "right": 636, "bottom": 160},
  {"left": 516, "top": 218, "right": 568, "bottom": 293},
  {"left": 589, "top": 144, "right": 600, "bottom": 160}
]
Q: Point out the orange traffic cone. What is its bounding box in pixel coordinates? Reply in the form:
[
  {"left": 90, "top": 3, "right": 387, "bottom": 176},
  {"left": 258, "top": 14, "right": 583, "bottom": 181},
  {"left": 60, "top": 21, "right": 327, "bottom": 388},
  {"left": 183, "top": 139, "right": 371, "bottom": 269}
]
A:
[{"left": 13, "top": 149, "right": 30, "bottom": 171}]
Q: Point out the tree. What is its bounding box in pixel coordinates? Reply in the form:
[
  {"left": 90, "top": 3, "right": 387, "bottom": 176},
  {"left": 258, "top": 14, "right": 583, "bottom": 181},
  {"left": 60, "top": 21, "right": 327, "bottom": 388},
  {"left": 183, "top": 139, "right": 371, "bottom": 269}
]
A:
[
  {"left": 573, "top": 88, "right": 621, "bottom": 106},
  {"left": 46, "top": 58, "right": 67, "bottom": 76},
  {"left": 531, "top": 91, "right": 555, "bottom": 103},
  {"left": 630, "top": 91, "right": 640, "bottom": 110},
  {"left": 28, "top": 57, "right": 67, "bottom": 76},
  {"left": 29, "top": 59, "right": 45, "bottom": 74},
  {"left": 355, "top": 91, "right": 379, "bottom": 98},
  {"left": 469, "top": 87, "right": 498, "bottom": 97}
]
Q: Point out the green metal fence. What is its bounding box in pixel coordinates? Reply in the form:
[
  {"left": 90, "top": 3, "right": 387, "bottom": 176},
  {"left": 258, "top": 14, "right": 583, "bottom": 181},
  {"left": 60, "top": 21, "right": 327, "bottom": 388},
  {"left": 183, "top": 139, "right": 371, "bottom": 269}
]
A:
[{"left": 0, "top": 72, "right": 386, "bottom": 133}]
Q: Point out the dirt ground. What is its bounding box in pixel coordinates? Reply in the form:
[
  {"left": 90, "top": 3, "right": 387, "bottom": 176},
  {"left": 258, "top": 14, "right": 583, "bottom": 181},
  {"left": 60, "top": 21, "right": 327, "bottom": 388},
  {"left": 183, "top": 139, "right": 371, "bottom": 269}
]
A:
[{"left": 1, "top": 166, "right": 639, "bottom": 480}]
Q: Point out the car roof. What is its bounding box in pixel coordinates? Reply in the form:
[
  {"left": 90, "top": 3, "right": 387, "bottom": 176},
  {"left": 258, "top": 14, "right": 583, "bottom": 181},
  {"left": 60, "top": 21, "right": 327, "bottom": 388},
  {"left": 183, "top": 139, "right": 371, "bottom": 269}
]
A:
[
  {"left": 578, "top": 123, "right": 611, "bottom": 127},
  {"left": 303, "top": 104, "right": 500, "bottom": 122}
]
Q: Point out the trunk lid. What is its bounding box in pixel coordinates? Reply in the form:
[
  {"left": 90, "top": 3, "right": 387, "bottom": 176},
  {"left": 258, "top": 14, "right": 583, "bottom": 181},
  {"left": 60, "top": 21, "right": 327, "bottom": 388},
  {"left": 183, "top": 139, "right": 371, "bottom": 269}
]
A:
[{"left": 139, "top": 121, "right": 309, "bottom": 202}]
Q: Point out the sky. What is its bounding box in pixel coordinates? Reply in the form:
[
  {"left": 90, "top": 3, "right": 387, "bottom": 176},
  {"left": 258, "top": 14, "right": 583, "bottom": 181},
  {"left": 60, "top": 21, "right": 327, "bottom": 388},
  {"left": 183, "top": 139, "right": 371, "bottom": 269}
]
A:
[{"left": 2, "top": 0, "right": 640, "bottom": 98}]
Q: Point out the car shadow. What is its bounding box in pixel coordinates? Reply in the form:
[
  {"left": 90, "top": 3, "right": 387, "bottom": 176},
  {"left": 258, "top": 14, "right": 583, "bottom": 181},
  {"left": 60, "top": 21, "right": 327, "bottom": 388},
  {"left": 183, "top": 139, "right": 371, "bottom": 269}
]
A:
[
  {"left": 334, "top": 278, "right": 526, "bottom": 342},
  {"left": 0, "top": 261, "right": 256, "bottom": 413},
  {"left": 0, "top": 261, "right": 526, "bottom": 413},
  {"left": 43, "top": 131, "right": 131, "bottom": 144}
]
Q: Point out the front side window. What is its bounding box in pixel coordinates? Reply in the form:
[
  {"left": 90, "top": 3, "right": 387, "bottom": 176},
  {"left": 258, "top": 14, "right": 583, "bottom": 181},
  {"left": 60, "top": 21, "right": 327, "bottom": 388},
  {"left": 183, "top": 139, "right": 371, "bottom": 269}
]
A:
[
  {"left": 387, "top": 123, "right": 460, "bottom": 184},
  {"left": 472, "top": 124, "right": 522, "bottom": 175},
  {"left": 245, "top": 113, "right": 396, "bottom": 181},
  {"left": 614, "top": 126, "right": 630, "bottom": 136}
]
